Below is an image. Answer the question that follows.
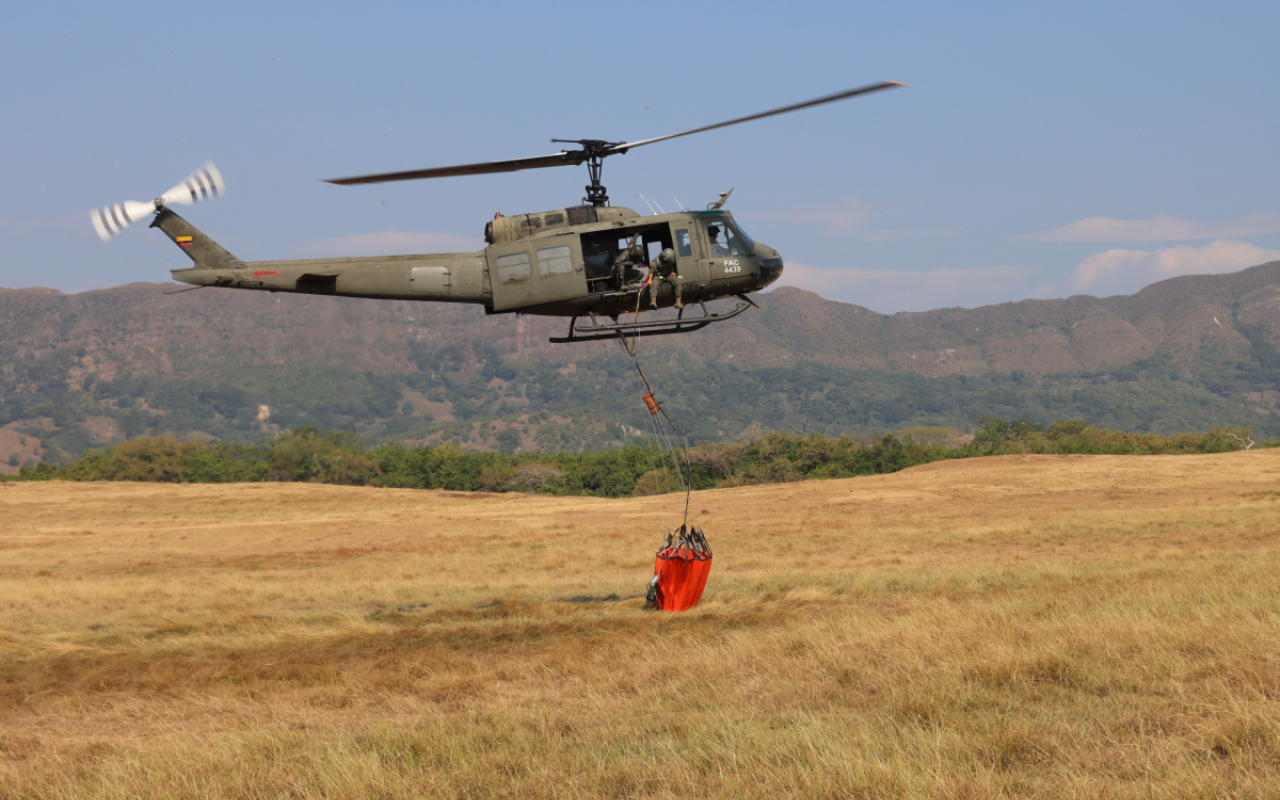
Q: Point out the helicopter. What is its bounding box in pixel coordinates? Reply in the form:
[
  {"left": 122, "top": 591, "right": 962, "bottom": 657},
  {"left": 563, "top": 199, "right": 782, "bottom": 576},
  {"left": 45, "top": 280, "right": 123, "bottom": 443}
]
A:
[{"left": 91, "top": 81, "right": 902, "bottom": 344}]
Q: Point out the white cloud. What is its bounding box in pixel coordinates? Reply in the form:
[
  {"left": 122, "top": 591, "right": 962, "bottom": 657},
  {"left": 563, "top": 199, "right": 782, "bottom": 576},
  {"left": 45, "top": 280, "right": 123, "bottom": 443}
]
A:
[
  {"left": 771, "top": 261, "right": 1038, "bottom": 313},
  {"left": 1065, "top": 239, "right": 1280, "bottom": 296},
  {"left": 739, "top": 198, "right": 881, "bottom": 237},
  {"left": 288, "top": 230, "right": 485, "bottom": 258},
  {"left": 1024, "top": 212, "right": 1280, "bottom": 243}
]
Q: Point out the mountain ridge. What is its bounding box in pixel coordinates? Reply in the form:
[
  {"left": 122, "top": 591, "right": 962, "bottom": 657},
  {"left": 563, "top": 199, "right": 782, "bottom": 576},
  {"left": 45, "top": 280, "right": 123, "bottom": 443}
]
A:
[
  {"left": 9, "top": 261, "right": 1279, "bottom": 377},
  {"left": 3, "top": 261, "right": 1280, "bottom": 469}
]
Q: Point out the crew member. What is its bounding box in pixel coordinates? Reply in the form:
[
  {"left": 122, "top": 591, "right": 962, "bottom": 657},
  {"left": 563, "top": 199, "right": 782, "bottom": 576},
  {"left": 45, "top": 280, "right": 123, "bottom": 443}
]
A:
[
  {"left": 614, "top": 242, "right": 646, "bottom": 289},
  {"left": 649, "top": 247, "right": 683, "bottom": 309},
  {"left": 708, "top": 225, "right": 729, "bottom": 257}
]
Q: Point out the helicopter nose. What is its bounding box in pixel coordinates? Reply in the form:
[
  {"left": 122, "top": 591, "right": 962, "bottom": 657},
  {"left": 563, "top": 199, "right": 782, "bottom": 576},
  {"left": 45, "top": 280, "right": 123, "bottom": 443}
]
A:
[
  {"left": 758, "top": 255, "right": 784, "bottom": 287},
  {"left": 752, "top": 242, "right": 783, "bottom": 287}
]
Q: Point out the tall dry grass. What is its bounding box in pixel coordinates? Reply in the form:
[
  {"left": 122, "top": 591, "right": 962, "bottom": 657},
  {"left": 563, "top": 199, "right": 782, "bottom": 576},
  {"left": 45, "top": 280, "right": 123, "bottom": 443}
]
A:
[{"left": 2, "top": 451, "right": 1280, "bottom": 797}]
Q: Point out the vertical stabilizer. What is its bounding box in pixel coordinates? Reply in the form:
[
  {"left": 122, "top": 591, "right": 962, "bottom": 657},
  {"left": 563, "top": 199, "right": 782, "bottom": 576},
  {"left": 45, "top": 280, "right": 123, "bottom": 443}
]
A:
[{"left": 150, "top": 208, "right": 243, "bottom": 270}]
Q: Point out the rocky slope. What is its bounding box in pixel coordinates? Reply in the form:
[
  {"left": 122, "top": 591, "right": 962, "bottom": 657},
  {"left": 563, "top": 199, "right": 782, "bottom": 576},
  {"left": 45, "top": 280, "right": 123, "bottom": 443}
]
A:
[{"left": 3, "top": 261, "right": 1280, "bottom": 469}]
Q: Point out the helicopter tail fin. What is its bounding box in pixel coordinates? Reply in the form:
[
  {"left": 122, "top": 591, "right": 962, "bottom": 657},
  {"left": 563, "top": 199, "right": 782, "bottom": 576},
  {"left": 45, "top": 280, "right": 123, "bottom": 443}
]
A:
[{"left": 150, "top": 208, "right": 244, "bottom": 270}]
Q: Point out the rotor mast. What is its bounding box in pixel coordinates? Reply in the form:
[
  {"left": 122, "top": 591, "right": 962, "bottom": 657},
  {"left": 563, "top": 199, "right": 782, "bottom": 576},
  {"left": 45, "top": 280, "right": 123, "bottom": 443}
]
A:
[{"left": 551, "top": 139, "right": 624, "bottom": 207}]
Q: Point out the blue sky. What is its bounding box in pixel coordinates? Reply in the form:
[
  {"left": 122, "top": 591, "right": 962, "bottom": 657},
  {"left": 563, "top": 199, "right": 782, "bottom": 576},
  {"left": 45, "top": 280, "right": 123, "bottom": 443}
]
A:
[{"left": 2, "top": 0, "right": 1277, "bottom": 312}]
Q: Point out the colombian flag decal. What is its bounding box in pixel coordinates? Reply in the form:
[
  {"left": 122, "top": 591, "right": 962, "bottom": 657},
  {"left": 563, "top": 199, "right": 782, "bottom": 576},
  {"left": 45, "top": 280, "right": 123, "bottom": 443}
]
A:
[
  {"left": 253, "top": 270, "right": 281, "bottom": 276},
  {"left": 176, "top": 235, "right": 193, "bottom": 247}
]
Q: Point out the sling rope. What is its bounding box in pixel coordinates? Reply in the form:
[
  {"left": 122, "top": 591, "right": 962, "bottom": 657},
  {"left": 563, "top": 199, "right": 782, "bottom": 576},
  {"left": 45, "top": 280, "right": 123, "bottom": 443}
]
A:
[
  {"left": 614, "top": 313, "right": 711, "bottom": 611},
  {"left": 614, "top": 328, "right": 691, "bottom": 529}
]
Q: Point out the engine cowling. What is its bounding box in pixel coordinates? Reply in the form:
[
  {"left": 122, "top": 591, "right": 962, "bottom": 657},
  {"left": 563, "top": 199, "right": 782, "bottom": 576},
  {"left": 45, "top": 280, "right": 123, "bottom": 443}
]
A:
[{"left": 483, "top": 205, "right": 639, "bottom": 245}]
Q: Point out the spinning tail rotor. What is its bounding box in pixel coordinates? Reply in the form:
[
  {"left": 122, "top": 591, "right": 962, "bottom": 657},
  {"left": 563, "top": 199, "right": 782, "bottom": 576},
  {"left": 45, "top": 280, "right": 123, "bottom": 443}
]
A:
[{"left": 91, "top": 162, "right": 225, "bottom": 242}]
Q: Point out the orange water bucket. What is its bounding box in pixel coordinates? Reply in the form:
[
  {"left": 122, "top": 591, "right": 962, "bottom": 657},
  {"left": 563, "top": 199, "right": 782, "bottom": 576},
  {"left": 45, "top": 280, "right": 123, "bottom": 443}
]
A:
[
  {"left": 650, "top": 525, "right": 713, "bottom": 612},
  {"left": 654, "top": 547, "right": 713, "bottom": 611}
]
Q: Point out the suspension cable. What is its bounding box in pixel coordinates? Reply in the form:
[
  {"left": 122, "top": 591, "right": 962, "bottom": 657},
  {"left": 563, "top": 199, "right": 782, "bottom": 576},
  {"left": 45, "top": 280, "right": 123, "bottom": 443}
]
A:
[{"left": 614, "top": 331, "right": 692, "bottom": 530}]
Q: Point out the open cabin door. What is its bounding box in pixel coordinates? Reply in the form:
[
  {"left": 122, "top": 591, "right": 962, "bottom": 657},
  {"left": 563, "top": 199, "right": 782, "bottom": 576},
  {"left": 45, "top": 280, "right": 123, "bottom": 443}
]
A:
[
  {"left": 580, "top": 222, "right": 684, "bottom": 296},
  {"left": 487, "top": 235, "right": 587, "bottom": 312}
]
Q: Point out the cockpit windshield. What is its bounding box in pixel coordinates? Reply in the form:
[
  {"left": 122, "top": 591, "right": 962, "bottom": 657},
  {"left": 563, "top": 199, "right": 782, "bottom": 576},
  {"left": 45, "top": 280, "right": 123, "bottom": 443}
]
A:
[{"left": 724, "top": 214, "right": 754, "bottom": 251}]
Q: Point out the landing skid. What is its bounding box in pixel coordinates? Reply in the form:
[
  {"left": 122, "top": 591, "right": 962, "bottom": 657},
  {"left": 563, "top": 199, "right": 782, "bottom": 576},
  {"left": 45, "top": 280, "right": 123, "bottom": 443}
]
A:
[{"left": 549, "top": 296, "right": 756, "bottom": 344}]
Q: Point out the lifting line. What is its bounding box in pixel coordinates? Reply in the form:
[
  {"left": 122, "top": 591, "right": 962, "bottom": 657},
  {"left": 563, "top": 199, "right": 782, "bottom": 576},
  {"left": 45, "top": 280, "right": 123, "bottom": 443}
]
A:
[
  {"left": 614, "top": 269, "right": 713, "bottom": 612},
  {"left": 615, "top": 326, "right": 692, "bottom": 530},
  {"left": 615, "top": 269, "right": 701, "bottom": 552}
]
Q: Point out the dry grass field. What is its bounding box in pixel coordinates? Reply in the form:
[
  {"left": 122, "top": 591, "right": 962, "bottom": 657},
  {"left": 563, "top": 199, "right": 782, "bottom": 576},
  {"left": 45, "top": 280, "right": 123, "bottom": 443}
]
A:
[{"left": 3, "top": 451, "right": 1280, "bottom": 798}]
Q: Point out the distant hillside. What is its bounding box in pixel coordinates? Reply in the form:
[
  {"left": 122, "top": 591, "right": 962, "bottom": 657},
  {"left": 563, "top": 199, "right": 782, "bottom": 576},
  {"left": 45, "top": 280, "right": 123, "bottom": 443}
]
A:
[{"left": 4, "top": 261, "right": 1280, "bottom": 469}]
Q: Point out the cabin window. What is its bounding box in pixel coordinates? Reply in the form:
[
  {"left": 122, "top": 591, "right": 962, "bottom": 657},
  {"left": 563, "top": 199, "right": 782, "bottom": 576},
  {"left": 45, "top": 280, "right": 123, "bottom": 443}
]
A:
[
  {"left": 675, "top": 229, "right": 693, "bottom": 257},
  {"left": 496, "top": 252, "right": 531, "bottom": 283},
  {"left": 537, "top": 245, "right": 573, "bottom": 276}
]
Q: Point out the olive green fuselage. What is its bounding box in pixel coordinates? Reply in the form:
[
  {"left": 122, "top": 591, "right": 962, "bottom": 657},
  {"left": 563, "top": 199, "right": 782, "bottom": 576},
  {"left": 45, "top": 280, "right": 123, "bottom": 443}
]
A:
[{"left": 158, "top": 205, "right": 782, "bottom": 318}]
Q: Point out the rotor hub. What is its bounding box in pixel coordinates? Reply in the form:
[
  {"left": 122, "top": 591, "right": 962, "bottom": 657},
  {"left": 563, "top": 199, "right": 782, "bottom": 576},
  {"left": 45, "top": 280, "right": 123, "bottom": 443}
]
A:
[{"left": 552, "top": 139, "right": 624, "bottom": 207}]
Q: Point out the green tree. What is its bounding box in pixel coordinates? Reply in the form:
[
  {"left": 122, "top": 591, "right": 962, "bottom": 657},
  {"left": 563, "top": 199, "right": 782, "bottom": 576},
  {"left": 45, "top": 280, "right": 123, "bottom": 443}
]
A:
[{"left": 266, "top": 428, "right": 378, "bottom": 484}]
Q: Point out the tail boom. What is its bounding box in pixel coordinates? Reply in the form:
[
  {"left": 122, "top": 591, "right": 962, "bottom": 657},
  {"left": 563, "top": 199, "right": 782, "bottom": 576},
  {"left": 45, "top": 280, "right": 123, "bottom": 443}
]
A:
[{"left": 157, "top": 209, "right": 488, "bottom": 304}]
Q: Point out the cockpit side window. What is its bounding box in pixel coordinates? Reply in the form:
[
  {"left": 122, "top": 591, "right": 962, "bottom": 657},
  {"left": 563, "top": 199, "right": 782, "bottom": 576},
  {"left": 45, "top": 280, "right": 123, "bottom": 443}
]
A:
[{"left": 705, "top": 219, "right": 747, "bottom": 256}]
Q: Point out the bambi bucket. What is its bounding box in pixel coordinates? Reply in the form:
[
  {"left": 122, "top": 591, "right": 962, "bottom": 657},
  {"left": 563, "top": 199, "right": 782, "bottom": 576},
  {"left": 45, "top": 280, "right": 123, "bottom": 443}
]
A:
[{"left": 652, "top": 526, "right": 712, "bottom": 612}]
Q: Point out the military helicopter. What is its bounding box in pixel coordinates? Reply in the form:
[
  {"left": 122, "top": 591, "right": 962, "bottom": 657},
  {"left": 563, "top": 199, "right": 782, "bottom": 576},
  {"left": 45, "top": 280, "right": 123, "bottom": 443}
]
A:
[{"left": 91, "top": 81, "right": 902, "bottom": 344}]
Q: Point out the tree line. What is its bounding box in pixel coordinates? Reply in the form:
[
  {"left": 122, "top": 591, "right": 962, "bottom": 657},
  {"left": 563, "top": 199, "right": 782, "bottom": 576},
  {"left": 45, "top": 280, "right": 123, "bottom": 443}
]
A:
[{"left": 4, "top": 419, "right": 1264, "bottom": 497}]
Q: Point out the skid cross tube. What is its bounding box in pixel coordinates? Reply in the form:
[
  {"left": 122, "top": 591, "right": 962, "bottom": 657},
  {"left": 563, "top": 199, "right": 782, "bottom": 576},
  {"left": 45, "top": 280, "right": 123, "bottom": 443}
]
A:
[{"left": 548, "top": 297, "right": 753, "bottom": 344}]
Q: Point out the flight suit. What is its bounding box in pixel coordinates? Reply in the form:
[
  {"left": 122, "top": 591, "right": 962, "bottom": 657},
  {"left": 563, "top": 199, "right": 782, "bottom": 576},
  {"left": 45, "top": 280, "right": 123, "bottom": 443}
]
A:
[
  {"left": 649, "top": 248, "right": 683, "bottom": 309},
  {"left": 615, "top": 243, "right": 646, "bottom": 290}
]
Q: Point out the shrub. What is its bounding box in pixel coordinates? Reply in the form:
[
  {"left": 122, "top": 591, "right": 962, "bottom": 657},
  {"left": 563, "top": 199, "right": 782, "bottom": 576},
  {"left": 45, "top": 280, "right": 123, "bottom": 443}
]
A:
[{"left": 16, "top": 419, "right": 1266, "bottom": 494}]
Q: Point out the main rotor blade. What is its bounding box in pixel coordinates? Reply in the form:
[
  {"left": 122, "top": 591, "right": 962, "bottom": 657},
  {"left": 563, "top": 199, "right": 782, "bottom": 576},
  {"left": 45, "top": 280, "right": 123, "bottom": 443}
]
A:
[
  {"left": 324, "top": 151, "right": 584, "bottom": 185},
  {"left": 607, "top": 81, "right": 905, "bottom": 154}
]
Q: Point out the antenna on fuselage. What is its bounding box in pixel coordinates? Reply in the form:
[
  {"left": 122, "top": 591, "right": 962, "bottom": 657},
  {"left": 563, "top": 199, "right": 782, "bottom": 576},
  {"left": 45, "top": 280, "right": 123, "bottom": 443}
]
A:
[{"left": 707, "top": 188, "right": 734, "bottom": 210}]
